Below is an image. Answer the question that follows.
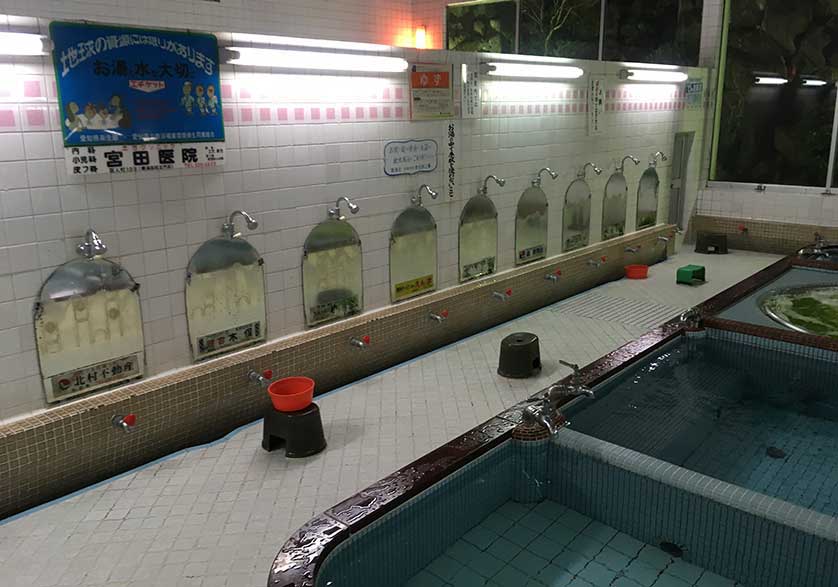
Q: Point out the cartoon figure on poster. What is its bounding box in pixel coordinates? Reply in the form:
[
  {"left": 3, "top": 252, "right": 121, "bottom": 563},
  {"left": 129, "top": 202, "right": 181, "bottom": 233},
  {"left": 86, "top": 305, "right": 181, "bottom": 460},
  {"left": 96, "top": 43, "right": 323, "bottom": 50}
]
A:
[{"left": 50, "top": 21, "right": 224, "bottom": 146}]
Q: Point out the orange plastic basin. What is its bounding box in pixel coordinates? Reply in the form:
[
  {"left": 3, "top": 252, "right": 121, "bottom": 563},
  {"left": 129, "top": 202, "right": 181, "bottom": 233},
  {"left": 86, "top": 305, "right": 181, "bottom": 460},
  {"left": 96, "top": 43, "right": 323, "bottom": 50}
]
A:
[
  {"left": 268, "top": 377, "right": 315, "bottom": 412},
  {"left": 624, "top": 264, "right": 649, "bottom": 279}
]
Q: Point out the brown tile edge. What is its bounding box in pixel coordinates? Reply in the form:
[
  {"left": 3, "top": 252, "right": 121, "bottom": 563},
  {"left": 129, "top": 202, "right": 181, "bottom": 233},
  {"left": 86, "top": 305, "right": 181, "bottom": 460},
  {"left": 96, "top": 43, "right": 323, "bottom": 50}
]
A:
[{"left": 0, "top": 226, "right": 676, "bottom": 521}]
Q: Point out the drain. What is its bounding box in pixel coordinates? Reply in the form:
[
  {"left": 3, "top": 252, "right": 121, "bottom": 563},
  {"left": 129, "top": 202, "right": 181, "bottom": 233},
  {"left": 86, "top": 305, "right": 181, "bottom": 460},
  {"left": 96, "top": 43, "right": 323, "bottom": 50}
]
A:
[
  {"left": 659, "top": 541, "right": 684, "bottom": 558},
  {"left": 767, "top": 446, "right": 786, "bottom": 459}
]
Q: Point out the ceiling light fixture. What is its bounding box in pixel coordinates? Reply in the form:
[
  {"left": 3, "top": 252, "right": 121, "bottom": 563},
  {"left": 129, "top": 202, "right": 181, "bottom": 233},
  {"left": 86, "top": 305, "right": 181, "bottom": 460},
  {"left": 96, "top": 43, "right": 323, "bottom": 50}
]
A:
[
  {"left": 802, "top": 78, "right": 828, "bottom": 87},
  {"left": 754, "top": 76, "right": 788, "bottom": 85},
  {"left": 485, "top": 62, "right": 584, "bottom": 79},
  {"left": 0, "top": 32, "right": 48, "bottom": 56},
  {"left": 619, "top": 68, "right": 688, "bottom": 83},
  {"left": 225, "top": 47, "right": 409, "bottom": 73}
]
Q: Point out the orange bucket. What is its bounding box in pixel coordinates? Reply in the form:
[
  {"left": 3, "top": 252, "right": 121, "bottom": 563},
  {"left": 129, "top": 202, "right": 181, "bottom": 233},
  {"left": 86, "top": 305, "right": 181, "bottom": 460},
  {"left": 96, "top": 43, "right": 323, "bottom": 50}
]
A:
[
  {"left": 624, "top": 264, "right": 649, "bottom": 279},
  {"left": 268, "top": 377, "right": 315, "bottom": 412}
]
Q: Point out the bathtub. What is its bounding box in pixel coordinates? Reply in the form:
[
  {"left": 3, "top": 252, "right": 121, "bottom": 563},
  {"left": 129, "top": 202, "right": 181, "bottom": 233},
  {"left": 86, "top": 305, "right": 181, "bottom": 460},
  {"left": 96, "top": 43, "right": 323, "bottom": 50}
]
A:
[{"left": 268, "top": 256, "right": 838, "bottom": 587}]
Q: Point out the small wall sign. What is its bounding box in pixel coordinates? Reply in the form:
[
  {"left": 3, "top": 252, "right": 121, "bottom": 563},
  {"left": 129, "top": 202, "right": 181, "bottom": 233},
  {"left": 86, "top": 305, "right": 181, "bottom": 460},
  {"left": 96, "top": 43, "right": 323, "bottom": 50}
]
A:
[
  {"left": 588, "top": 75, "right": 605, "bottom": 136},
  {"left": 685, "top": 78, "right": 704, "bottom": 108},
  {"left": 461, "top": 64, "right": 481, "bottom": 119},
  {"left": 410, "top": 63, "right": 455, "bottom": 120},
  {"left": 384, "top": 139, "right": 438, "bottom": 176}
]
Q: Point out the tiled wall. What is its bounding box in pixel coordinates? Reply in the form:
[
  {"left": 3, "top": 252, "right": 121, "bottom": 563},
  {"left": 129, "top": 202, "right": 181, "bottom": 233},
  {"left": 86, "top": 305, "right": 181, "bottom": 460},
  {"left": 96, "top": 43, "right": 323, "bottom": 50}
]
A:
[
  {"left": 690, "top": 215, "right": 831, "bottom": 255},
  {"left": 697, "top": 183, "right": 838, "bottom": 227}
]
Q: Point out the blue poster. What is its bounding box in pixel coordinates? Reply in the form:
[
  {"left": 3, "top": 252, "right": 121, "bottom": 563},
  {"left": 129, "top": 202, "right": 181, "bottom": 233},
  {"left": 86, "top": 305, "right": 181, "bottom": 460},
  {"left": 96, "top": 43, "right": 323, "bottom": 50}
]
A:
[{"left": 50, "top": 21, "right": 224, "bottom": 149}]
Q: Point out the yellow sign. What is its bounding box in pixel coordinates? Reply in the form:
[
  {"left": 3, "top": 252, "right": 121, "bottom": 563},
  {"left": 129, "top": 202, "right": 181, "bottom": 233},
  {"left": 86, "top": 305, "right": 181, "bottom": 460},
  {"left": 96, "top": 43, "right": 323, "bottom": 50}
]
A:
[{"left": 394, "top": 274, "right": 434, "bottom": 301}]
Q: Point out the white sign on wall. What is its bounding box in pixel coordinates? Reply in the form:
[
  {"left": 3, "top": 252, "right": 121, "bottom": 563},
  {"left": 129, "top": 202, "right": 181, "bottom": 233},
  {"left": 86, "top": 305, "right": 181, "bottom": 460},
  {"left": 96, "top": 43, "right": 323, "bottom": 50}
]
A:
[
  {"left": 588, "top": 75, "right": 605, "bottom": 136},
  {"left": 384, "top": 139, "right": 438, "bottom": 176},
  {"left": 461, "top": 64, "right": 481, "bottom": 119}
]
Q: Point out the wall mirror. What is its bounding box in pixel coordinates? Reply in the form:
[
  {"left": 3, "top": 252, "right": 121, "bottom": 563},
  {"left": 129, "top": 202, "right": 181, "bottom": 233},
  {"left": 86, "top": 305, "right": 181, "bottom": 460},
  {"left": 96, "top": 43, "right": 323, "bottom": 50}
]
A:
[
  {"left": 302, "top": 198, "right": 363, "bottom": 327},
  {"left": 185, "top": 211, "right": 266, "bottom": 362},
  {"left": 390, "top": 186, "right": 438, "bottom": 302},
  {"left": 515, "top": 167, "right": 555, "bottom": 266},
  {"left": 563, "top": 163, "right": 600, "bottom": 252},
  {"left": 34, "top": 229, "right": 144, "bottom": 403},
  {"left": 459, "top": 175, "right": 505, "bottom": 282},
  {"left": 602, "top": 156, "right": 639, "bottom": 241},
  {"left": 636, "top": 167, "right": 661, "bottom": 230}
]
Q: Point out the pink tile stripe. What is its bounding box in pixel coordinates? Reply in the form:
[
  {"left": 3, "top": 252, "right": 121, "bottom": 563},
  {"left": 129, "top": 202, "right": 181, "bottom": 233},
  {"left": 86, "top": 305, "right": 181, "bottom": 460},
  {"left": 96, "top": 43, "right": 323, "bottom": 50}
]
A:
[
  {"left": 0, "top": 110, "right": 15, "bottom": 127},
  {"left": 25, "top": 108, "right": 45, "bottom": 127}
]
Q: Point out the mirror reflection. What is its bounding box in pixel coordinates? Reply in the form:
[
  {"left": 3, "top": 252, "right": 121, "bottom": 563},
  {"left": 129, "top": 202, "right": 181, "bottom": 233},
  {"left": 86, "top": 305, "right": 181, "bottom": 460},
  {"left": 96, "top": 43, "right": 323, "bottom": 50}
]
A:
[
  {"left": 185, "top": 211, "right": 266, "bottom": 362},
  {"left": 602, "top": 172, "right": 628, "bottom": 241},
  {"left": 302, "top": 198, "right": 363, "bottom": 327},
  {"left": 35, "top": 229, "right": 144, "bottom": 403},
  {"left": 515, "top": 167, "right": 555, "bottom": 265},
  {"left": 563, "top": 179, "right": 592, "bottom": 251},
  {"left": 459, "top": 194, "right": 498, "bottom": 282},
  {"left": 636, "top": 167, "right": 661, "bottom": 230},
  {"left": 390, "top": 186, "right": 438, "bottom": 302}
]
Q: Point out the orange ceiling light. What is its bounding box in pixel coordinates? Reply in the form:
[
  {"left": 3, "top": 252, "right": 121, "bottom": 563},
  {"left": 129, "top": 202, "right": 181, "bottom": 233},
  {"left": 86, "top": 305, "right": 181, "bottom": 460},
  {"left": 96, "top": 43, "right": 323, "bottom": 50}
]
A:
[{"left": 415, "top": 25, "right": 427, "bottom": 49}]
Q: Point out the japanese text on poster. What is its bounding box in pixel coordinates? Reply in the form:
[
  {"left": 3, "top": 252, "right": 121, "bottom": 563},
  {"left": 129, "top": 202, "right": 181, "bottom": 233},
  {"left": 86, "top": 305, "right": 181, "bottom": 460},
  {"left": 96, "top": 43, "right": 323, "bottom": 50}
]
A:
[
  {"left": 461, "top": 64, "right": 481, "bottom": 119},
  {"left": 384, "top": 139, "right": 438, "bottom": 176},
  {"left": 588, "top": 76, "right": 604, "bottom": 136},
  {"left": 49, "top": 21, "right": 225, "bottom": 175},
  {"left": 410, "top": 63, "right": 454, "bottom": 120}
]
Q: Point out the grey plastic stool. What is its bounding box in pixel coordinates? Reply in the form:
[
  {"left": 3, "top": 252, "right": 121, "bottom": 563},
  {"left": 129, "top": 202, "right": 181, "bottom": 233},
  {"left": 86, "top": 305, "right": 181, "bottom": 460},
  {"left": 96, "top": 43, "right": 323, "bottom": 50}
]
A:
[{"left": 498, "top": 332, "right": 541, "bottom": 378}]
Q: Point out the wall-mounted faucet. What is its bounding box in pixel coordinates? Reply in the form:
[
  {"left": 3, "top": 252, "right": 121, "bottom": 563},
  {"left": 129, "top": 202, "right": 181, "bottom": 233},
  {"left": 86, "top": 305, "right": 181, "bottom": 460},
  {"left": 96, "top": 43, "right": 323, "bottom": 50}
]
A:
[
  {"left": 429, "top": 309, "right": 449, "bottom": 323},
  {"left": 679, "top": 307, "right": 701, "bottom": 329},
  {"left": 617, "top": 155, "right": 640, "bottom": 173},
  {"left": 411, "top": 184, "right": 438, "bottom": 207},
  {"left": 587, "top": 256, "right": 606, "bottom": 268},
  {"left": 222, "top": 210, "right": 259, "bottom": 239},
  {"left": 544, "top": 268, "right": 562, "bottom": 283},
  {"left": 328, "top": 196, "right": 360, "bottom": 220},
  {"left": 557, "top": 360, "right": 595, "bottom": 399},
  {"left": 112, "top": 413, "right": 137, "bottom": 433},
  {"left": 649, "top": 151, "right": 667, "bottom": 167},
  {"left": 522, "top": 361, "right": 595, "bottom": 436},
  {"left": 479, "top": 174, "right": 506, "bottom": 196},
  {"left": 657, "top": 236, "right": 670, "bottom": 245},
  {"left": 532, "top": 167, "right": 558, "bottom": 187},
  {"left": 624, "top": 246, "right": 640, "bottom": 254},
  {"left": 248, "top": 368, "right": 273, "bottom": 389},
  {"left": 577, "top": 162, "right": 603, "bottom": 179},
  {"left": 350, "top": 335, "right": 371, "bottom": 348},
  {"left": 492, "top": 288, "right": 513, "bottom": 302},
  {"left": 77, "top": 228, "right": 108, "bottom": 259}
]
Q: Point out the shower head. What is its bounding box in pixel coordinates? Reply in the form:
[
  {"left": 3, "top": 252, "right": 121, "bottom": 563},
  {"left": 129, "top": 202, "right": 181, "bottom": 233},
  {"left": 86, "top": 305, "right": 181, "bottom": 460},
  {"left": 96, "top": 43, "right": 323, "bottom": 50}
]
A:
[
  {"left": 223, "top": 210, "right": 258, "bottom": 238},
  {"left": 480, "top": 174, "right": 507, "bottom": 196}
]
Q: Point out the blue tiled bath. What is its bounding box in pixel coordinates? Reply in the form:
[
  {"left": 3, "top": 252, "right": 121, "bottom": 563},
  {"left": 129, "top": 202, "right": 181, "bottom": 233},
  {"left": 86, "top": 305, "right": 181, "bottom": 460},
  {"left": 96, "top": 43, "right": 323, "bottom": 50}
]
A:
[{"left": 315, "top": 329, "right": 838, "bottom": 586}]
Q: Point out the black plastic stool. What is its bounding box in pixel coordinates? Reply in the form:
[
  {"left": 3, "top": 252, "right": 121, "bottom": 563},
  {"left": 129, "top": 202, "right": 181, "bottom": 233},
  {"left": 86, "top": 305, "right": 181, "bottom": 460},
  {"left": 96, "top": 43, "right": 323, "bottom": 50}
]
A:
[
  {"left": 695, "top": 231, "right": 728, "bottom": 254},
  {"left": 498, "top": 332, "right": 541, "bottom": 378},
  {"left": 262, "top": 403, "right": 327, "bottom": 458}
]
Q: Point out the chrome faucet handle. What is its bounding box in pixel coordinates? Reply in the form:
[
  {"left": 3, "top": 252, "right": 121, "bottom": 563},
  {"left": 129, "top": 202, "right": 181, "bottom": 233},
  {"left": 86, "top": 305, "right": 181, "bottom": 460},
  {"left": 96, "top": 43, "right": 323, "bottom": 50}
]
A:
[
  {"left": 112, "top": 414, "right": 136, "bottom": 433},
  {"left": 412, "top": 184, "right": 438, "bottom": 206},
  {"left": 624, "top": 246, "right": 640, "bottom": 253},
  {"left": 77, "top": 228, "right": 107, "bottom": 259},
  {"left": 479, "top": 174, "right": 506, "bottom": 196},
  {"left": 617, "top": 155, "right": 640, "bottom": 172},
  {"left": 532, "top": 167, "right": 558, "bottom": 187},
  {"left": 222, "top": 210, "right": 258, "bottom": 238},
  {"left": 650, "top": 151, "right": 667, "bottom": 167},
  {"left": 248, "top": 368, "right": 273, "bottom": 389},
  {"left": 679, "top": 307, "right": 701, "bottom": 328},
  {"left": 578, "top": 162, "right": 602, "bottom": 179},
  {"left": 328, "top": 196, "right": 360, "bottom": 220}
]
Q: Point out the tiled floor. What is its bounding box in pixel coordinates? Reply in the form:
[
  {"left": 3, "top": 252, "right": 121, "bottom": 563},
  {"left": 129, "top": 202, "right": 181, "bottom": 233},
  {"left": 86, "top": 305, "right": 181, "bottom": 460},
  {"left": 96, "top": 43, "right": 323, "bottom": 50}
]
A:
[
  {"left": 0, "top": 250, "right": 780, "bottom": 587},
  {"left": 408, "top": 499, "right": 742, "bottom": 587}
]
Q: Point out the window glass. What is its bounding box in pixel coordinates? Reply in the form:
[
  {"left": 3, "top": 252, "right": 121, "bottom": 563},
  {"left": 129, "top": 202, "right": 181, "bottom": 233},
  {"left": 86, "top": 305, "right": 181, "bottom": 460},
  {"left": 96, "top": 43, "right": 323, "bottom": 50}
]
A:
[
  {"left": 519, "top": 0, "right": 601, "bottom": 59},
  {"left": 716, "top": 1, "right": 837, "bottom": 186},
  {"left": 446, "top": 0, "right": 518, "bottom": 53},
  {"left": 603, "top": 0, "right": 702, "bottom": 65}
]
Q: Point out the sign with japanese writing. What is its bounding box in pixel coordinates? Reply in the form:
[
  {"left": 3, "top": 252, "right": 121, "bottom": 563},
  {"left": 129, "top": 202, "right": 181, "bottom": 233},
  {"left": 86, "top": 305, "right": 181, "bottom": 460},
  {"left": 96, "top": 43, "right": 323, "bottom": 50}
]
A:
[
  {"left": 49, "top": 21, "right": 224, "bottom": 175},
  {"left": 588, "top": 75, "right": 605, "bottom": 136},
  {"left": 383, "top": 139, "right": 438, "bottom": 176},
  {"left": 197, "top": 321, "right": 262, "bottom": 359},
  {"left": 410, "top": 63, "right": 454, "bottom": 120},
  {"left": 394, "top": 274, "right": 434, "bottom": 301},
  {"left": 461, "top": 64, "right": 481, "bottom": 119},
  {"left": 685, "top": 78, "right": 704, "bottom": 108},
  {"left": 51, "top": 353, "right": 142, "bottom": 398},
  {"left": 446, "top": 122, "right": 457, "bottom": 198}
]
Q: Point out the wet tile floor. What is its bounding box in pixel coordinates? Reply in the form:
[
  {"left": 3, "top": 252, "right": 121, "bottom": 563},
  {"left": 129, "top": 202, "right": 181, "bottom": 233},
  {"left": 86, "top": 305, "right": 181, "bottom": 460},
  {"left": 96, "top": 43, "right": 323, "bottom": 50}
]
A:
[
  {"left": 408, "top": 500, "right": 743, "bottom": 587},
  {"left": 0, "top": 251, "right": 780, "bottom": 586}
]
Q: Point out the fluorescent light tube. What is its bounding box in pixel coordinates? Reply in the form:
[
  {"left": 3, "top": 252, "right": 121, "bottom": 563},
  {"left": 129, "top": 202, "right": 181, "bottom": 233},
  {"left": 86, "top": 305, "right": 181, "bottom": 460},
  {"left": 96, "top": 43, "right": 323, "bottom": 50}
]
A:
[
  {"left": 624, "top": 69, "right": 688, "bottom": 83},
  {"left": 227, "top": 47, "right": 408, "bottom": 73},
  {"left": 0, "top": 32, "right": 46, "bottom": 56},
  {"left": 622, "top": 62, "right": 679, "bottom": 70},
  {"left": 755, "top": 76, "right": 788, "bottom": 85},
  {"left": 486, "top": 62, "right": 584, "bottom": 79},
  {"left": 802, "top": 79, "right": 827, "bottom": 87}
]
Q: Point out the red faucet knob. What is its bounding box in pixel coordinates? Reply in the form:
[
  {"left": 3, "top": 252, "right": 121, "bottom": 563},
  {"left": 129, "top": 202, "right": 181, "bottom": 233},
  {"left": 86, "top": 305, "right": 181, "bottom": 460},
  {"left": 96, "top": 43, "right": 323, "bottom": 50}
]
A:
[
  {"left": 362, "top": 335, "right": 371, "bottom": 345},
  {"left": 505, "top": 288, "right": 513, "bottom": 297},
  {"left": 601, "top": 255, "right": 607, "bottom": 262},
  {"left": 122, "top": 414, "right": 136, "bottom": 427},
  {"left": 555, "top": 269, "right": 562, "bottom": 276},
  {"left": 738, "top": 224, "right": 747, "bottom": 232},
  {"left": 440, "top": 309, "right": 449, "bottom": 318},
  {"left": 262, "top": 369, "right": 273, "bottom": 380}
]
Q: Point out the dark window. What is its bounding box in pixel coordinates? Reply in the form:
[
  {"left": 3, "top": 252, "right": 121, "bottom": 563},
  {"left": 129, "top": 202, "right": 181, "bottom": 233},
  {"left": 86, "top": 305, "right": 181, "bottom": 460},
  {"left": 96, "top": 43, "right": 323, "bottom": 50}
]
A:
[
  {"left": 716, "top": 0, "right": 838, "bottom": 186},
  {"left": 519, "top": 0, "right": 602, "bottom": 59},
  {"left": 446, "top": 0, "right": 518, "bottom": 53}
]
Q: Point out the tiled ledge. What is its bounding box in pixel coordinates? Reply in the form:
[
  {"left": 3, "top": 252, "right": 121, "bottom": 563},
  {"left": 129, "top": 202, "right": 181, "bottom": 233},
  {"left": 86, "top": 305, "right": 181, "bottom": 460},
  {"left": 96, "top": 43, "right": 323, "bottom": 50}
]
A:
[
  {"left": 0, "top": 225, "right": 674, "bottom": 520},
  {"left": 690, "top": 215, "right": 832, "bottom": 255}
]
